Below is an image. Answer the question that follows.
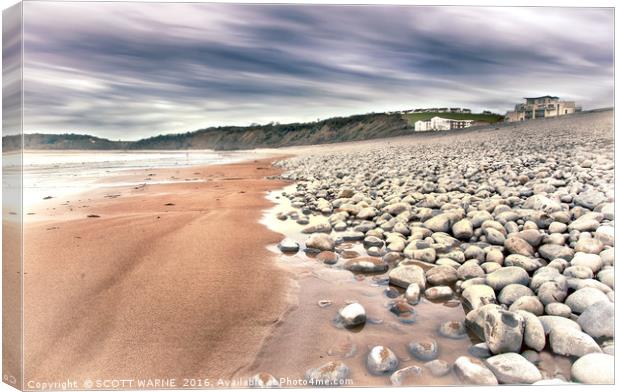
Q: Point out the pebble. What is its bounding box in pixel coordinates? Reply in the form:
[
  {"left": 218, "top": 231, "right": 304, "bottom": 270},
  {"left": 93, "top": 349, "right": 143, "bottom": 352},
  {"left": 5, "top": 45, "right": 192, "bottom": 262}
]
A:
[
  {"left": 515, "top": 310, "right": 546, "bottom": 351},
  {"left": 486, "top": 267, "right": 530, "bottom": 291},
  {"left": 301, "top": 219, "right": 332, "bottom": 234},
  {"left": 504, "top": 254, "right": 542, "bottom": 273},
  {"left": 538, "top": 315, "right": 581, "bottom": 335},
  {"left": 484, "top": 228, "right": 506, "bottom": 245},
  {"left": 423, "top": 213, "right": 452, "bottom": 233},
  {"left": 366, "top": 346, "right": 399, "bottom": 375},
  {"left": 504, "top": 236, "right": 534, "bottom": 257},
  {"left": 531, "top": 268, "right": 564, "bottom": 291},
  {"left": 305, "top": 233, "right": 335, "bottom": 251},
  {"left": 408, "top": 339, "right": 439, "bottom": 361},
  {"left": 389, "top": 299, "right": 416, "bottom": 324},
  {"left": 453, "top": 356, "right": 498, "bottom": 385},
  {"left": 544, "top": 302, "right": 572, "bottom": 317},
  {"left": 568, "top": 218, "right": 600, "bottom": 232},
  {"left": 465, "top": 304, "right": 501, "bottom": 340},
  {"left": 549, "top": 328, "right": 601, "bottom": 357},
  {"left": 438, "top": 320, "right": 467, "bottom": 339},
  {"left": 563, "top": 265, "right": 594, "bottom": 279},
  {"left": 337, "top": 303, "right": 366, "bottom": 327},
  {"left": 304, "top": 361, "right": 350, "bottom": 386},
  {"left": 597, "top": 269, "right": 614, "bottom": 289},
  {"left": 424, "top": 286, "right": 453, "bottom": 301},
  {"left": 340, "top": 231, "right": 365, "bottom": 241},
  {"left": 424, "top": 359, "right": 451, "bottom": 377},
  {"left": 575, "top": 238, "right": 604, "bottom": 254},
  {"left": 548, "top": 222, "right": 567, "bottom": 233},
  {"left": 600, "top": 248, "right": 614, "bottom": 266},
  {"left": 457, "top": 261, "right": 485, "bottom": 280},
  {"left": 574, "top": 190, "right": 607, "bottom": 210},
  {"left": 366, "top": 246, "right": 384, "bottom": 257},
  {"left": 481, "top": 262, "right": 501, "bottom": 274},
  {"left": 343, "top": 256, "right": 388, "bottom": 273},
  {"left": 577, "top": 300, "right": 614, "bottom": 339},
  {"left": 405, "top": 283, "right": 421, "bottom": 305},
  {"left": 485, "top": 353, "right": 542, "bottom": 384},
  {"left": 538, "top": 244, "right": 574, "bottom": 261},
  {"left": 452, "top": 219, "right": 474, "bottom": 239},
  {"left": 462, "top": 284, "right": 497, "bottom": 311},
  {"left": 523, "top": 194, "right": 562, "bottom": 213},
  {"left": 570, "top": 353, "right": 614, "bottom": 384},
  {"left": 564, "top": 287, "right": 610, "bottom": 314},
  {"left": 406, "top": 247, "right": 436, "bottom": 263},
  {"left": 601, "top": 340, "right": 614, "bottom": 355},
  {"left": 425, "top": 265, "right": 458, "bottom": 286},
  {"left": 537, "top": 281, "right": 568, "bottom": 306},
  {"left": 508, "top": 296, "right": 543, "bottom": 315},
  {"left": 498, "top": 284, "right": 534, "bottom": 306},
  {"left": 468, "top": 342, "right": 492, "bottom": 358},
  {"left": 388, "top": 265, "right": 426, "bottom": 289},
  {"left": 316, "top": 251, "right": 338, "bottom": 265},
  {"left": 483, "top": 308, "right": 524, "bottom": 354},
  {"left": 389, "top": 365, "right": 423, "bottom": 386},
  {"left": 521, "top": 349, "right": 539, "bottom": 364},
  {"left": 318, "top": 299, "right": 333, "bottom": 308},
  {"left": 278, "top": 238, "right": 300, "bottom": 253},
  {"left": 363, "top": 235, "right": 384, "bottom": 248}
]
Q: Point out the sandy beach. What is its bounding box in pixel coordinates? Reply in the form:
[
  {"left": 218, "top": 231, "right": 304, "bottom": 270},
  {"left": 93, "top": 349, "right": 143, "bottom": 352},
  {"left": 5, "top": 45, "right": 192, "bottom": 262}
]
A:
[
  {"left": 13, "top": 110, "right": 615, "bottom": 388},
  {"left": 23, "top": 157, "right": 294, "bottom": 384}
]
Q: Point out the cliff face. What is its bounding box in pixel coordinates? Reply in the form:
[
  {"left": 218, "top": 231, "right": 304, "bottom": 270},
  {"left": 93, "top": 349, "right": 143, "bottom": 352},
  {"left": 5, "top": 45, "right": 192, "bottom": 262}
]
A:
[
  {"left": 6, "top": 110, "right": 505, "bottom": 151},
  {"left": 130, "top": 113, "right": 412, "bottom": 150},
  {"left": 9, "top": 113, "right": 413, "bottom": 151}
]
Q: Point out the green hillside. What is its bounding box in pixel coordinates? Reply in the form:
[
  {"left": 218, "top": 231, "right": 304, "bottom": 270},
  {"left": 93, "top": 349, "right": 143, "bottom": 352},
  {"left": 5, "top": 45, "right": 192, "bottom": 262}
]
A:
[
  {"left": 403, "top": 112, "right": 504, "bottom": 126},
  {"left": 4, "top": 133, "right": 129, "bottom": 151}
]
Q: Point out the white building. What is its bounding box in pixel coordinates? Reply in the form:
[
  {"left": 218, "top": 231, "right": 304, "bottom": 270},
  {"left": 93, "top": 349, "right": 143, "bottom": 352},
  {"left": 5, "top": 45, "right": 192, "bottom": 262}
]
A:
[
  {"left": 504, "top": 96, "right": 579, "bottom": 122},
  {"left": 414, "top": 116, "right": 474, "bottom": 131}
]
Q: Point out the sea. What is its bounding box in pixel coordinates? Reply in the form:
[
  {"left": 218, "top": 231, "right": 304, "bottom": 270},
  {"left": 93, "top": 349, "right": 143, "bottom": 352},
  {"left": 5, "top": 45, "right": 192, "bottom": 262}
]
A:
[{"left": 3, "top": 150, "right": 265, "bottom": 209}]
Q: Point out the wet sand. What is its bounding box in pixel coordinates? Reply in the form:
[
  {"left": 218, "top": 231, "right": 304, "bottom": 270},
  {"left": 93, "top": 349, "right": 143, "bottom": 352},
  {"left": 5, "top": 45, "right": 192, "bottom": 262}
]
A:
[
  {"left": 23, "top": 157, "right": 294, "bottom": 384},
  {"left": 2, "top": 220, "right": 23, "bottom": 390}
]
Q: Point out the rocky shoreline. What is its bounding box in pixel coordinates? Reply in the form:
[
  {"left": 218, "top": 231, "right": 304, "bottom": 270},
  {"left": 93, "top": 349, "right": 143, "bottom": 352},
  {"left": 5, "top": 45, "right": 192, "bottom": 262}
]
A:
[{"left": 257, "top": 111, "right": 614, "bottom": 386}]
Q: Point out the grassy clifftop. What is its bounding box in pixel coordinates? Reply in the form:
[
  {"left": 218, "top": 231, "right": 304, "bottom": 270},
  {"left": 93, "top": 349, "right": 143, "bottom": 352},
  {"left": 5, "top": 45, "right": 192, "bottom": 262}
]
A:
[
  {"left": 403, "top": 112, "right": 504, "bottom": 126},
  {"left": 4, "top": 133, "right": 130, "bottom": 151}
]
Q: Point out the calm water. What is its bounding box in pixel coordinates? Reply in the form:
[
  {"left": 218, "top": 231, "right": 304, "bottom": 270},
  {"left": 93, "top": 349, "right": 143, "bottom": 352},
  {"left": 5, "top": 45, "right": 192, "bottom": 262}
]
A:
[{"left": 6, "top": 150, "right": 262, "bottom": 208}]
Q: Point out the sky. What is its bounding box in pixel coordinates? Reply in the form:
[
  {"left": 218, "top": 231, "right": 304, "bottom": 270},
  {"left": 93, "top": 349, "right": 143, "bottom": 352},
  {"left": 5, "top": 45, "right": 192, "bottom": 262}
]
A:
[{"left": 17, "top": 2, "right": 615, "bottom": 140}]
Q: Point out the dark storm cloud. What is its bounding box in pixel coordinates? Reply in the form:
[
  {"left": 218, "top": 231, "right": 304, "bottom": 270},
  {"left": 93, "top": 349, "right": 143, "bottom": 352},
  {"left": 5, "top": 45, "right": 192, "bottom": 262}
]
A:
[
  {"left": 21, "top": 3, "right": 613, "bottom": 139},
  {"left": 2, "top": 2, "right": 23, "bottom": 136}
]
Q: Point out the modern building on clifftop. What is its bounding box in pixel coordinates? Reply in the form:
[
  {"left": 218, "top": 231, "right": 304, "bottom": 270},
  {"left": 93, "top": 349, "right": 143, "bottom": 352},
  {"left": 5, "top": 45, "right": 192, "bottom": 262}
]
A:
[
  {"left": 414, "top": 116, "right": 474, "bottom": 131},
  {"left": 505, "top": 96, "right": 580, "bottom": 122}
]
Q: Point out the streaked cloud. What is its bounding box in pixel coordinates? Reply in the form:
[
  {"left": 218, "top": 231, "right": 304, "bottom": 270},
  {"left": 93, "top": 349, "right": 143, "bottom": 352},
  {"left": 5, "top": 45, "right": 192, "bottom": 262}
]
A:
[{"left": 21, "top": 2, "right": 614, "bottom": 139}]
